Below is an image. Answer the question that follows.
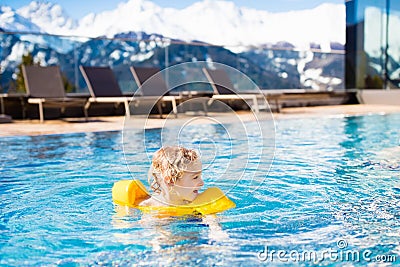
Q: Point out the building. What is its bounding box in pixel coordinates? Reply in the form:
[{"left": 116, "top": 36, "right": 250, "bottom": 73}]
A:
[{"left": 346, "top": 0, "right": 400, "bottom": 89}]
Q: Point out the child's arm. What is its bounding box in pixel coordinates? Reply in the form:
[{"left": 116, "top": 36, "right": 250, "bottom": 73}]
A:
[{"left": 202, "top": 215, "right": 229, "bottom": 241}]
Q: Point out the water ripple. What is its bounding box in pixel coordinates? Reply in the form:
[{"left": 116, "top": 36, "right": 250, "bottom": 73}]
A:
[{"left": 1, "top": 114, "right": 400, "bottom": 265}]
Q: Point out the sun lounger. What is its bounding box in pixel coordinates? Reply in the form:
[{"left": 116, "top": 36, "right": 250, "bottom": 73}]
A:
[
  {"left": 22, "top": 65, "right": 87, "bottom": 123},
  {"left": 0, "top": 93, "right": 13, "bottom": 123},
  {"left": 79, "top": 66, "right": 131, "bottom": 118},
  {"left": 130, "top": 66, "right": 180, "bottom": 118},
  {"left": 202, "top": 68, "right": 267, "bottom": 113}
]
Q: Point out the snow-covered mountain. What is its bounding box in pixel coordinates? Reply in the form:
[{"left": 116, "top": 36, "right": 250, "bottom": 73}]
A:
[
  {"left": 16, "top": 1, "right": 76, "bottom": 34},
  {"left": 0, "top": 5, "right": 41, "bottom": 32},
  {"left": 0, "top": 0, "right": 345, "bottom": 51},
  {"left": 0, "top": 0, "right": 347, "bottom": 92}
]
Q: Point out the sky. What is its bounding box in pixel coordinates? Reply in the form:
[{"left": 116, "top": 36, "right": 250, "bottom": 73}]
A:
[{"left": 2, "top": 0, "right": 344, "bottom": 20}]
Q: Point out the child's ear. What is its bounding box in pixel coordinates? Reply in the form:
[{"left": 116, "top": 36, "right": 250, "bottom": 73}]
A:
[{"left": 164, "top": 177, "right": 174, "bottom": 186}]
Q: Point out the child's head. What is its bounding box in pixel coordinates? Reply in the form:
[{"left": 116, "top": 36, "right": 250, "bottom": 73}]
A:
[{"left": 149, "top": 146, "right": 204, "bottom": 203}]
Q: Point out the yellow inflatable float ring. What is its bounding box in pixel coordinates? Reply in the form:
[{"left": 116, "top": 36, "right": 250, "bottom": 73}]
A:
[{"left": 112, "top": 180, "right": 235, "bottom": 216}]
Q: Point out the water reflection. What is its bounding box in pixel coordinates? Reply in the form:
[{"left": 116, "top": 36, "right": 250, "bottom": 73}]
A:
[
  {"left": 3, "top": 113, "right": 400, "bottom": 266},
  {"left": 123, "top": 128, "right": 162, "bottom": 182},
  {"left": 330, "top": 114, "right": 400, "bottom": 250},
  {"left": 111, "top": 205, "right": 230, "bottom": 256}
]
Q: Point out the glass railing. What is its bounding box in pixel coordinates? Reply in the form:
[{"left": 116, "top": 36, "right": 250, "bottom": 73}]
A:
[
  {"left": 0, "top": 31, "right": 345, "bottom": 94},
  {"left": 346, "top": 0, "right": 400, "bottom": 89}
]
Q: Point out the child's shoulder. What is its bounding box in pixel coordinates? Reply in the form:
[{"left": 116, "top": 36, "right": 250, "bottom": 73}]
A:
[{"left": 139, "top": 197, "right": 163, "bottom": 207}]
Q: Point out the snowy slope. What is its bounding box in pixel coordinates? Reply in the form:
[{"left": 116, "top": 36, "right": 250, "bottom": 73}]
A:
[
  {"left": 16, "top": 1, "right": 76, "bottom": 35},
  {"left": 1, "top": 0, "right": 345, "bottom": 50},
  {"left": 74, "top": 0, "right": 345, "bottom": 50},
  {"left": 0, "top": 6, "right": 41, "bottom": 32}
]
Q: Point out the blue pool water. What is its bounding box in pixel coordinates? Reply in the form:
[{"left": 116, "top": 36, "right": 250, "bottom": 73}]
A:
[{"left": 1, "top": 113, "right": 399, "bottom": 266}]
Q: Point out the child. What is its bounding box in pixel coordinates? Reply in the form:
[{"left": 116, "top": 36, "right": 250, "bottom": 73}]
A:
[{"left": 139, "top": 146, "right": 204, "bottom": 206}]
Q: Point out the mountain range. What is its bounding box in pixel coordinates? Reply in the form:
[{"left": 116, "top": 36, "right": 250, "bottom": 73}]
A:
[
  {"left": 1, "top": 0, "right": 345, "bottom": 51},
  {"left": 0, "top": 0, "right": 346, "bottom": 92}
]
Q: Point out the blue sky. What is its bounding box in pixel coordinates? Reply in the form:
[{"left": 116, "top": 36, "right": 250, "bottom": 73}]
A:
[{"left": 4, "top": 0, "right": 344, "bottom": 20}]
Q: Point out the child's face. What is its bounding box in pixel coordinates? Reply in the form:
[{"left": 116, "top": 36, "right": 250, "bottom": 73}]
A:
[{"left": 173, "top": 159, "right": 204, "bottom": 202}]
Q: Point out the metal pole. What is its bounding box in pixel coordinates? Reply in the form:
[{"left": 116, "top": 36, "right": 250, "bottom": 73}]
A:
[
  {"left": 74, "top": 42, "right": 79, "bottom": 92},
  {"left": 384, "top": 0, "right": 390, "bottom": 89},
  {"left": 165, "top": 44, "right": 169, "bottom": 87},
  {"left": 0, "top": 95, "right": 5, "bottom": 114}
]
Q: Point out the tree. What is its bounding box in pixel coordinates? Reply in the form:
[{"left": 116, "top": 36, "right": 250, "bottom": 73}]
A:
[
  {"left": 15, "top": 52, "right": 35, "bottom": 93},
  {"left": 62, "top": 75, "right": 76, "bottom": 93}
]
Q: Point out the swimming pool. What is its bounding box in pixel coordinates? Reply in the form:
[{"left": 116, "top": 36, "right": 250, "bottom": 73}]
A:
[{"left": 1, "top": 113, "right": 399, "bottom": 266}]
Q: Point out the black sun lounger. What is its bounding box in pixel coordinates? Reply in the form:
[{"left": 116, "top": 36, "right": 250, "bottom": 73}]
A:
[
  {"left": 79, "top": 66, "right": 131, "bottom": 118},
  {"left": 22, "top": 65, "right": 87, "bottom": 123},
  {"left": 130, "top": 66, "right": 181, "bottom": 118},
  {"left": 202, "top": 68, "right": 266, "bottom": 113}
]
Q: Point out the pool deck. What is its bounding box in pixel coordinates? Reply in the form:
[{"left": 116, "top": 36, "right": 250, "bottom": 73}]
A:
[{"left": 1, "top": 104, "right": 399, "bottom": 137}]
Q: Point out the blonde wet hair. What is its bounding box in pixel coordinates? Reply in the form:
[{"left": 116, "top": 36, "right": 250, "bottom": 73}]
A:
[{"left": 149, "top": 146, "right": 199, "bottom": 193}]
